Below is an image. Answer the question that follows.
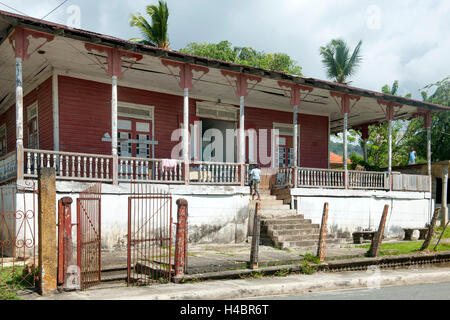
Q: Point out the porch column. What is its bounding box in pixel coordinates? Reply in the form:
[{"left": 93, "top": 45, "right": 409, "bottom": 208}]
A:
[
  {"left": 15, "top": 56, "right": 24, "bottom": 182},
  {"left": 111, "top": 75, "right": 118, "bottom": 185},
  {"left": 343, "top": 111, "right": 348, "bottom": 188},
  {"left": 183, "top": 87, "right": 190, "bottom": 184},
  {"left": 425, "top": 111, "right": 433, "bottom": 221},
  {"left": 239, "top": 95, "right": 245, "bottom": 186},
  {"left": 442, "top": 165, "right": 449, "bottom": 226},
  {"left": 360, "top": 125, "right": 369, "bottom": 163},
  {"left": 387, "top": 105, "right": 393, "bottom": 175},
  {"left": 293, "top": 105, "right": 298, "bottom": 187}
]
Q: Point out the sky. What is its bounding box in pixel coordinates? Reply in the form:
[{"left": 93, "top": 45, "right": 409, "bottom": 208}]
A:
[{"left": 1, "top": 0, "right": 449, "bottom": 100}]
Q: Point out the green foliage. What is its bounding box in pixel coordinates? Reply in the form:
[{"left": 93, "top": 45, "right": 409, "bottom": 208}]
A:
[
  {"left": 274, "top": 268, "right": 291, "bottom": 277},
  {"left": 319, "top": 39, "right": 362, "bottom": 84},
  {"left": 129, "top": 1, "right": 170, "bottom": 48},
  {"left": 404, "top": 76, "right": 450, "bottom": 162},
  {"left": 180, "top": 41, "right": 302, "bottom": 75}
]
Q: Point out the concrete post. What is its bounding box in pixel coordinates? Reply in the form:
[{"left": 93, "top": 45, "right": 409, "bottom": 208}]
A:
[
  {"left": 317, "top": 202, "right": 329, "bottom": 262},
  {"left": 183, "top": 88, "right": 190, "bottom": 184},
  {"left": 368, "top": 204, "right": 389, "bottom": 257},
  {"left": 111, "top": 75, "right": 119, "bottom": 185},
  {"left": 388, "top": 119, "right": 392, "bottom": 174},
  {"left": 16, "top": 57, "right": 24, "bottom": 183},
  {"left": 38, "top": 167, "right": 58, "bottom": 295},
  {"left": 250, "top": 202, "right": 261, "bottom": 269},
  {"left": 174, "top": 198, "right": 188, "bottom": 282},
  {"left": 442, "top": 166, "right": 448, "bottom": 226}
]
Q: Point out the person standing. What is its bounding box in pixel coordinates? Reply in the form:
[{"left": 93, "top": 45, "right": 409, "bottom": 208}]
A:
[
  {"left": 408, "top": 147, "right": 417, "bottom": 165},
  {"left": 249, "top": 164, "right": 261, "bottom": 200}
]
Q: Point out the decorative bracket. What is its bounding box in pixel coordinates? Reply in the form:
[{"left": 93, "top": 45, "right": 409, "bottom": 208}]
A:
[
  {"left": 377, "top": 100, "right": 403, "bottom": 121},
  {"left": 84, "top": 43, "right": 143, "bottom": 79},
  {"left": 161, "top": 59, "right": 209, "bottom": 89},
  {"left": 9, "top": 27, "right": 54, "bottom": 60},
  {"left": 330, "top": 91, "right": 361, "bottom": 114},
  {"left": 413, "top": 108, "right": 433, "bottom": 128},
  {"left": 220, "top": 70, "right": 262, "bottom": 97},
  {"left": 277, "top": 81, "right": 313, "bottom": 107}
]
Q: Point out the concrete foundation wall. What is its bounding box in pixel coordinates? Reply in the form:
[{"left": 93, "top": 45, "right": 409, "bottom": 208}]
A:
[
  {"left": 28, "top": 181, "right": 251, "bottom": 251},
  {"left": 292, "top": 188, "right": 433, "bottom": 238}
]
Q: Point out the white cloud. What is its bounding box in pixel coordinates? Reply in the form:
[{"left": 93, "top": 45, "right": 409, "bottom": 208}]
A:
[{"left": 2, "top": 0, "right": 449, "bottom": 99}]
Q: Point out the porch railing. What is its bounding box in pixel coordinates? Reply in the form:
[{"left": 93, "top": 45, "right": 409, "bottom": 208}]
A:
[
  {"left": 297, "top": 167, "right": 345, "bottom": 188},
  {"left": 189, "top": 161, "right": 241, "bottom": 185},
  {"left": 118, "top": 157, "right": 184, "bottom": 183},
  {"left": 348, "top": 171, "right": 389, "bottom": 190},
  {"left": 392, "top": 172, "right": 430, "bottom": 192},
  {"left": 24, "top": 148, "right": 113, "bottom": 182},
  {"left": 274, "top": 167, "right": 391, "bottom": 190}
]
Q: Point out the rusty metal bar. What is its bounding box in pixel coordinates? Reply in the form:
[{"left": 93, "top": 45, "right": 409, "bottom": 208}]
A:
[{"left": 368, "top": 204, "right": 389, "bottom": 257}]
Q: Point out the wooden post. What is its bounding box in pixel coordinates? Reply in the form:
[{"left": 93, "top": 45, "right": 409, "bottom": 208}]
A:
[
  {"left": 441, "top": 165, "right": 449, "bottom": 226},
  {"left": 368, "top": 205, "right": 389, "bottom": 257},
  {"left": 239, "top": 96, "right": 245, "bottom": 186},
  {"left": 250, "top": 202, "right": 261, "bottom": 269},
  {"left": 16, "top": 57, "right": 24, "bottom": 183},
  {"left": 111, "top": 75, "right": 119, "bottom": 185},
  {"left": 420, "top": 208, "right": 441, "bottom": 251},
  {"left": 38, "top": 167, "right": 58, "bottom": 295},
  {"left": 343, "top": 112, "right": 349, "bottom": 189},
  {"left": 317, "top": 202, "right": 329, "bottom": 262}
]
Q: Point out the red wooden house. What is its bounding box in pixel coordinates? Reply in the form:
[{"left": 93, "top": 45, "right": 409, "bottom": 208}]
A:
[{"left": 0, "top": 10, "right": 448, "bottom": 248}]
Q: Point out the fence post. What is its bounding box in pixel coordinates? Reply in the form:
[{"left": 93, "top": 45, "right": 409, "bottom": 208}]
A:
[
  {"left": 57, "top": 197, "right": 74, "bottom": 289},
  {"left": 420, "top": 208, "right": 441, "bottom": 251},
  {"left": 368, "top": 204, "right": 389, "bottom": 257},
  {"left": 38, "top": 167, "right": 58, "bottom": 295},
  {"left": 317, "top": 202, "right": 329, "bottom": 262},
  {"left": 250, "top": 202, "right": 261, "bottom": 269},
  {"left": 174, "top": 198, "right": 188, "bottom": 282}
]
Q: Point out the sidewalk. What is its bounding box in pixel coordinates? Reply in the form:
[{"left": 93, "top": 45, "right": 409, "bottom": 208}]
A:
[{"left": 27, "top": 265, "right": 450, "bottom": 300}]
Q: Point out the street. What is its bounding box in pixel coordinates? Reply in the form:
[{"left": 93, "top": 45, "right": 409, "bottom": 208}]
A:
[{"left": 251, "top": 281, "right": 450, "bottom": 300}]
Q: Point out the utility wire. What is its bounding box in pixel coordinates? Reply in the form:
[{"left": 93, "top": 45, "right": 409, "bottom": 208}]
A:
[
  {"left": 0, "top": 1, "right": 28, "bottom": 16},
  {"left": 41, "top": 0, "right": 69, "bottom": 20}
]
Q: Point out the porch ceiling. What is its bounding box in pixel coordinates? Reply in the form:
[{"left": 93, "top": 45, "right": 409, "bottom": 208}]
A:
[{"left": 0, "top": 10, "right": 448, "bottom": 135}]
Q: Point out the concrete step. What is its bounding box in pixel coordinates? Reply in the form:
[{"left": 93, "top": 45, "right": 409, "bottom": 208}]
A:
[
  {"left": 249, "top": 199, "right": 284, "bottom": 206},
  {"left": 263, "top": 218, "right": 313, "bottom": 225},
  {"left": 267, "top": 223, "right": 320, "bottom": 231},
  {"left": 281, "top": 238, "right": 347, "bottom": 249},
  {"left": 270, "top": 228, "right": 318, "bottom": 236},
  {"left": 101, "top": 267, "right": 127, "bottom": 282},
  {"left": 260, "top": 209, "right": 297, "bottom": 216},
  {"left": 276, "top": 234, "right": 320, "bottom": 241}
]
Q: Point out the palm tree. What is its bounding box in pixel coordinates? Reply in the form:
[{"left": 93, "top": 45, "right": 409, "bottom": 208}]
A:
[
  {"left": 382, "top": 80, "right": 412, "bottom": 98},
  {"left": 319, "top": 39, "right": 362, "bottom": 84},
  {"left": 129, "top": 1, "right": 169, "bottom": 49}
]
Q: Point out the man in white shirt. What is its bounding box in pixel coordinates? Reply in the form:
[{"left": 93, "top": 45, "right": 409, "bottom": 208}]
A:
[{"left": 249, "top": 165, "right": 261, "bottom": 200}]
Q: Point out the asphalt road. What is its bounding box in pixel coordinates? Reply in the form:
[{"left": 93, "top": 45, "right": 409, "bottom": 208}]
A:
[{"left": 252, "top": 281, "right": 450, "bottom": 300}]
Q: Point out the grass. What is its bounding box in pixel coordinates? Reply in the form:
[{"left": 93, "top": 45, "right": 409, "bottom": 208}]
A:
[
  {"left": 0, "top": 265, "right": 37, "bottom": 300},
  {"left": 357, "top": 241, "right": 450, "bottom": 256}
]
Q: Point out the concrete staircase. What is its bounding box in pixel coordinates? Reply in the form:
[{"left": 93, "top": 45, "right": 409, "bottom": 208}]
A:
[{"left": 249, "top": 187, "right": 347, "bottom": 250}]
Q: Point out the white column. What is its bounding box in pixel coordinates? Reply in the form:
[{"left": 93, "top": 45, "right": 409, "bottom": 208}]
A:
[
  {"left": 239, "top": 95, "right": 245, "bottom": 186},
  {"left": 52, "top": 72, "right": 59, "bottom": 151},
  {"left": 343, "top": 113, "right": 348, "bottom": 188},
  {"left": 16, "top": 57, "right": 24, "bottom": 182},
  {"left": 388, "top": 119, "right": 392, "bottom": 173},
  {"left": 239, "top": 96, "right": 245, "bottom": 164},
  {"left": 183, "top": 87, "right": 190, "bottom": 184},
  {"left": 293, "top": 105, "right": 298, "bottom": 167},
  {"left": 111, "top": 75, "right": 118, "bottom": 185},
  {"left": 442, "top": 166, "right": 449, "bottom": 226},
  {"left": 427, "top": 125, "right": 432, "bottom": 220}
]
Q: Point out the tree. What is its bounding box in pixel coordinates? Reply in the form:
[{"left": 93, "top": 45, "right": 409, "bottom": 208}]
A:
[
  {"left": 404, "top": 76, "right": 450, "bottom": 162},
  {"left": 382, "top": 80, "right": 412, "bottom": 98},
  {"left": 129, "top": 1, "right": 169, "bottom": 49},
  {"left": 319, "top": 39, "right": 362, "bottom": 84},
  {"left": 180, "top": 41, "right": 303, "bottom": 75}
]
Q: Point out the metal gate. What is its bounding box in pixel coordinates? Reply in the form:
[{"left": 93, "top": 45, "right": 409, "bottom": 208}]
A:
[
  {"left": 77, "top": 183, "right": 101, "bottom": 290},
  {"left": 127, "top": 183, "right": 173, "bottom": 286},
  {"left": 0, "top": 183, "right": 38, "bottom": 298}
]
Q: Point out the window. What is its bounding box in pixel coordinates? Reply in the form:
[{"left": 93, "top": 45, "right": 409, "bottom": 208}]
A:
[
  {"left": 196, "top": 101, "right": 238, "bottom": 121},
  {"left": 0, "top": 124, "right": 6, "bottom": 156},
  {"left": 117, "top": 102, "right": 154, "bottom": 158},
  {"left": 27, "top": 103, "right": 38, "bottom": 149}
]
